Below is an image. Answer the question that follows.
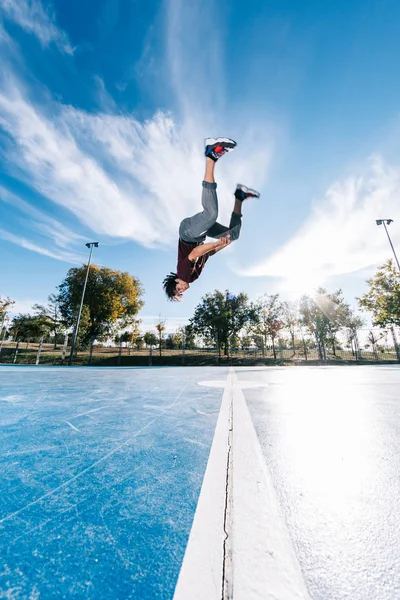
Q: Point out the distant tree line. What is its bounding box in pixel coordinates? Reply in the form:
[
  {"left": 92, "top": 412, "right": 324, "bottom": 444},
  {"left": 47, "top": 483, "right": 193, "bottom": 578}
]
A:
[{"left": 1, "top": 259, "right": 400, "bottom": 359}]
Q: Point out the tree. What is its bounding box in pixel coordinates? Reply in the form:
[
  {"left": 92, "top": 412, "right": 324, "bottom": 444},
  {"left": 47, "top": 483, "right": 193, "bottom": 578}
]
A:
[
  {"left": 253, "top": 294, "right": 284, "bottom": 359},
  {"left": 57, "top": 265, "right": 144, "bottom": 348},
  {"left": 343, "top": 312, "right": 364, "bottom": 358},
  {"left": 299, "top": 288, "right": 352, "bottom": 360},
  {"left": 165, "top": 334, "right": 176, "bottom": 350},
  {"left": 282, "top": 301, "right": 299, "bottom": 356},
  {"left": 358, "top": 260, "right": 400, "bottom": 360},
  {"left": 182, "top": 324, "right": 196, "bottom": 349},
  {"left": 120, "top": 319, "right": 142, "bottom": 354},
  {"left": 135, "top": 335, "right": 144, "bottom": 350},
  {"left": 144, "top": 331, "right": 158, "bottom": 348},
  {"left": 190, "top": 290, "right": 258, "bottom": 356},
  {"left": 358, "top": 260, "right": 400, "bottom": 327},
  {"left": 9, "top": 313, "right": 53, "bottom": 343},
  {"left": 172, "top": 325, "right": 196, "bottom": 350},
  {"left": 33, "top": 294, "right": 63, "bottom": 349},
  {"left": 366, "top": 330, "right": 385, "bottom": 361},
  {"left": 0, "top": 296, "right": 14, "bottom": 322},
  {"left": 155, "top": 318, "right": 166, "bottom": 356}
]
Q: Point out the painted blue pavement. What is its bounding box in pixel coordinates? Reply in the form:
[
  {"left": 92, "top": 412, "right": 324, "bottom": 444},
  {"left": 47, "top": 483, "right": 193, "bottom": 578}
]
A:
[{"left": 0, "top": 366, "right": 228, "bottom": 599}]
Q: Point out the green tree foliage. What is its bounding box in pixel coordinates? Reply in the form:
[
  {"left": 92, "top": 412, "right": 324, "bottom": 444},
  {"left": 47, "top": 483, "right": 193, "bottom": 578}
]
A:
[
  {"left": 165, "top": 334, "right": 175, "bottom": 350},
  {"left": 57, "top": 265, "right": 144, "bottom": 347},
  {"left": 32, "top": 293, "right": 63, "bottom": 348},
  {"left": 282, "top": 301, "right": 299, "bottom": 354},
  {"left": 155, "top": 318, "right": 166, "bottom": 356},
  {"left": 9, "top": 313, "right": 53, "bottom": 342},
  {"left": 299, "top": 288, "right": 354, "bottom": 359},
  {"left": 144, "top": 331, "right": 158, "bottom": 347},
  {"left": 358, "top": 260, "right": 400, "bottom": 327},
  {"left": 253, "top": 294, "right": 284, "bottom": 359},
  {"left": 182, "top": 324, "right": 196, "bottom": 349},
  {"left": 190, "top": 290, "right": 258, "bottom": 356},
  {"left": 171, "top": 325, "right": 196, "bottom": 350}
]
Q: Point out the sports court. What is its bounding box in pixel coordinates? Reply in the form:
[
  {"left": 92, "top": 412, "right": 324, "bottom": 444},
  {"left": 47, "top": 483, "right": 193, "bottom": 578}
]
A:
[{"left": 1, "top": 365, "right": 400, "bottom": 599}]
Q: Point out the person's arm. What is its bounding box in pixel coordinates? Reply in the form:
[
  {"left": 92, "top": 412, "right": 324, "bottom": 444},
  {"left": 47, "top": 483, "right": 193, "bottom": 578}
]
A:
[{"left": 188, "top": 236, "right": 230, "bottom": 260}]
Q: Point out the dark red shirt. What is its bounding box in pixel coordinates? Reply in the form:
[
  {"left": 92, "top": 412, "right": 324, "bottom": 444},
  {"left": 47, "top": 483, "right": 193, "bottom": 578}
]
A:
[{"left": 177, "top": 239, "right": 211, "bottom": 283}]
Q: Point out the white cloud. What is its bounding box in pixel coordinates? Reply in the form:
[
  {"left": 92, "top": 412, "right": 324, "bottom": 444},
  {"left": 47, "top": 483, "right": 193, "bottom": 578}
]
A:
[
  {"left": 0, "top": 228, "right": 82, "bottom": 262},
  {"left": 0, "top": 186, "right": 85, "bottom": 252},
  {"left": 0, "top": 0, "right": 273, "bottom": 261},
  {"left": 0, "top": 0, "right": 73, "bottom": 53},
  {"left": 4, "top": 298, "right": 43, "bottom": 318},
  {"left": 0, "top": 75, "right": 272, "bottom": 252},
  {"left": 245, "top": 155, "right": 400, "bottom": 283}
]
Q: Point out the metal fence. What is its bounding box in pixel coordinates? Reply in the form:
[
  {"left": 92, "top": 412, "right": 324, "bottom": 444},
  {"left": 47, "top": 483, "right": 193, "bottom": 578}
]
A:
[{"left": 1, "top": 327, "right": 399, "bottom": 366}]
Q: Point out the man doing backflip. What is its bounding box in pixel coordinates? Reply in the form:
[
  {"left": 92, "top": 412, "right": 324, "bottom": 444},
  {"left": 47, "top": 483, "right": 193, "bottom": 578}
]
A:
[{"left": 163, "top": 137, "right": 260, "bottom": 301}]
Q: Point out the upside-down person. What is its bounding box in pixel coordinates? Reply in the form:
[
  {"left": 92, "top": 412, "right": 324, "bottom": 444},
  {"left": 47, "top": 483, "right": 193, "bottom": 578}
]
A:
[{"left": 163, "top": 137, "right": 260, "bottom": 301}]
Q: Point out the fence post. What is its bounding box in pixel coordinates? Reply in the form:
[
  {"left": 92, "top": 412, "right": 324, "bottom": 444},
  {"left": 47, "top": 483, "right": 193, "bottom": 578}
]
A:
[
  {"left": 354, "top": 332, "right": 361, "bottom": 361},
  {"left": 118, "top": 340, "right": 122, "bottom": 366},
  {"left": 36, "top": 336, "right": 44, "bottom": 365},
  {"left": 302, "top": 337, "right": 308, "bottom": 361},
  {"left": 61, "top": 334, "right": 68, "bottom": 363},
  {"left": 215, "top": 331, "right": 219, "bottom": 365},
  {"left": 88, "top": 339, "right": 95, "bottom": 365},
  {"left": 390, "top": 326, "right": 400, "bottom": 362},
  {"left": 0, "top": 326, "right": 7, "bottom": 358},
  {"left": 149, "top": 344, "right": 152, "bottom": 366},
  {"left": 13, "top": 341, "right": 20, "bottom": 364},
  {"left": 181, "top": 332, "right": 185, "bottom": 366}
]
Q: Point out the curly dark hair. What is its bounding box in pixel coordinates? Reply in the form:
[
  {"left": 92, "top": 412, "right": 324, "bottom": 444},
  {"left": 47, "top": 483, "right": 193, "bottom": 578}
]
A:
[{"left": 163, "top": 272, "right": 179, "bottom": 301}]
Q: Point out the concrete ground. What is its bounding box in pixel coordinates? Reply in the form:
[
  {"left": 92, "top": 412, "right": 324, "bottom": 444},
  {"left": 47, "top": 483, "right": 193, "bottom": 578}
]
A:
[{"left": 1, "top": 365, "right": 399, "bottom": 599}]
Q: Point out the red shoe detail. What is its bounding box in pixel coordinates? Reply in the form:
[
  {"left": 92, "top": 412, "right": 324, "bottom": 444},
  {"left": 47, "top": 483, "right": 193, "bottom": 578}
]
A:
[{"left": 214, "top": 145, "right": 223, "bottom": 153}]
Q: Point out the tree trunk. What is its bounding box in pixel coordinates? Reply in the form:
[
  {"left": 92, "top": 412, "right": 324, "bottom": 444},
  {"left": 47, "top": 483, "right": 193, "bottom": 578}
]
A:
[
  {"left": 315, "top": 333, "right": 322, "bottom": 360},
  {"left": 302, "top": 337, "right": 308, "bottom": 360},
  {"left": 272, "top": 337, "right": 276, "bottom": 360}
]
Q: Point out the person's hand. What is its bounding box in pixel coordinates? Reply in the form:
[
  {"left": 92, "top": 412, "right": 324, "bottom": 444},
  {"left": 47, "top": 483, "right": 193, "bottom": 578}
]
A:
[{"left": 216, "top": 234, "right": 231, "bottom": 247}]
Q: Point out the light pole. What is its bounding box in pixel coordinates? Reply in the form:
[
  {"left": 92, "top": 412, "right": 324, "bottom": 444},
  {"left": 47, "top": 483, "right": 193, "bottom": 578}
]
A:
[
  {"left": 68, "top": 242, "right": 99, "bottom": 365},
  {"left": 376, "top": 219, "right": 400, "bottom": 271},
  {"left": 376, "top": 219, "right": 400, "bottom": 362}
]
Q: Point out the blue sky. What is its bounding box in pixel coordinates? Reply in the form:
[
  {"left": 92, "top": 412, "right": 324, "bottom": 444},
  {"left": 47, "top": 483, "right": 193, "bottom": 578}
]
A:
[{"left": 1, "top": 0, "right": 400, "bottom": 332}]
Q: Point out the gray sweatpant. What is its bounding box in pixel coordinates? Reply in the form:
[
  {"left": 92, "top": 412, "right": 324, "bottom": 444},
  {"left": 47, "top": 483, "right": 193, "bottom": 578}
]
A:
[{"left": 179, "top": 181, "right": 242, "bottom": 244}]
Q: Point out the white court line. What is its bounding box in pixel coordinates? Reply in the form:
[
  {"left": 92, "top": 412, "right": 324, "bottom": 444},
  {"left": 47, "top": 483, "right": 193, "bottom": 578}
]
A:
[
  {"left": 230, "top": 369, "right": 310, "bottom": 600},
  {"left": 173, "top": 375, "right": 231, "bottom": 599},
  {"left": 173, "top": 369, "right": 311, "bottom": 600}
]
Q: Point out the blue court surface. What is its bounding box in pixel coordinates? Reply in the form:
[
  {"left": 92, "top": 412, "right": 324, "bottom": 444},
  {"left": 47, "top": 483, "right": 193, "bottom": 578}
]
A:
[{"left": 1, "top": 365, "right": 400, "bottom": 600}]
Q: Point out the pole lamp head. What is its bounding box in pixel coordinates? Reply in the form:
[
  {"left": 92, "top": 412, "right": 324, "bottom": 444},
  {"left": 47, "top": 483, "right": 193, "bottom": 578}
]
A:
[
  {"left": 376, "top": 220, "right": 382, "bottom": 226},
  {"left": 85, "top": 242, "right": 100, "bottom": 248}
]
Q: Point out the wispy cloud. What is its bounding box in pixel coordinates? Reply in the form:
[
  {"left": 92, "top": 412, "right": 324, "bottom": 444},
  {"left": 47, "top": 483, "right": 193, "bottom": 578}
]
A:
[
  {"left": 0, "top": 228, "right": 82, "bottom": 262},
  {"left": 0, "top": 0, "right": 272, "bottom": 262},
  {"left": 0, "top": 72, "right": 272, "bottom": 251},
  {"left": 0, "top": 186, "right": 87, "bottom": 261},
  {"left": 245, "top": 156, "right": 400, "bottom": 283},
  {"left": 6, "top": 298, "right": 44, "bottom": 317},
  {"left": 0, "top": 0, "right": 73, "bottom": 54}
]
